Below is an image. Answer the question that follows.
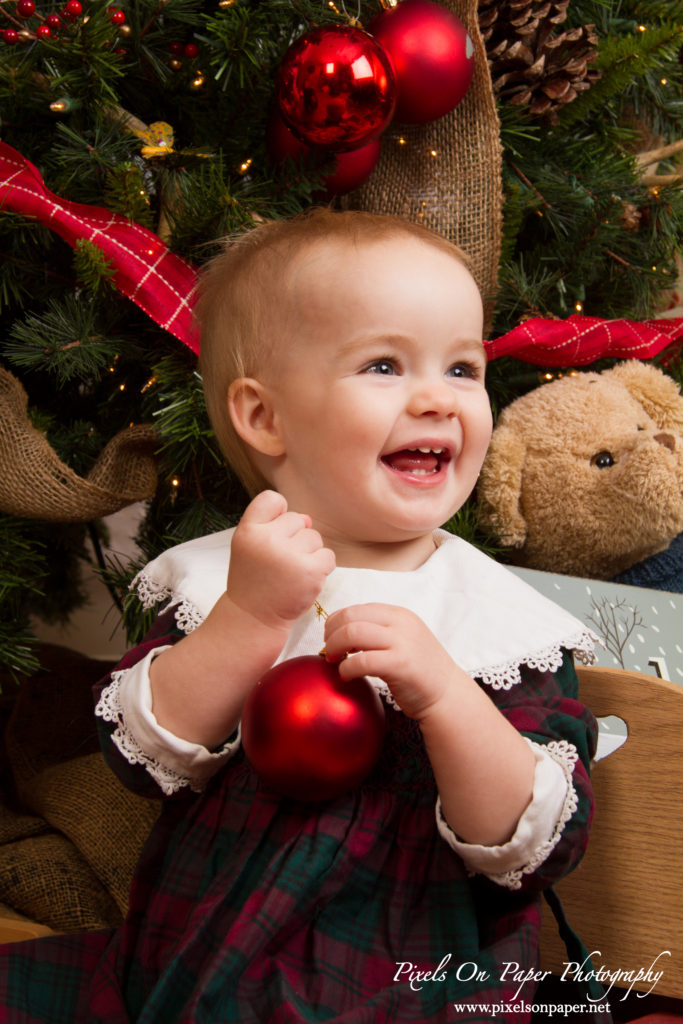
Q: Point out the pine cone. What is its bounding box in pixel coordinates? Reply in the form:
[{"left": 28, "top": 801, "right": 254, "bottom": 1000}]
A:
[{"left": 478, "top": 0, "right": 601, "bottom": 122}]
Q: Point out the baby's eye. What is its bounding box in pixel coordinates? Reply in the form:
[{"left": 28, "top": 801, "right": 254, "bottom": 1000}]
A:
[
  {"left": 365, "top": 358, "right": 398, "bottom": 375},
  {"left": 447, "top": 361, "right": 481, "bottom": 380}
]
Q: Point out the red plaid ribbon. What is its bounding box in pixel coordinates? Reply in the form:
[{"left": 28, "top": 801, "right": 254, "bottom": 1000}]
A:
[
  {"left": 484, "top": 312, "right": 683, "bottom": 365},
  {"left": 0, "top": 141, "right": 200, "bottom": 354}
]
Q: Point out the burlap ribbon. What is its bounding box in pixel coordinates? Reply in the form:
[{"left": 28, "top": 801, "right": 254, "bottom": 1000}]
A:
[
  {"left": 344, "top": 0, "right": 503, "bottom": 327},
  {"left": 0, "top": 645, "right": 160, "bottom": 932},
  {"left": 0, "top": 367, "right": 159, "bottom": 521}
]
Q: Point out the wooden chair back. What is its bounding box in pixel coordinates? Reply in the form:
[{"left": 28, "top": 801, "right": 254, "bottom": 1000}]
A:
[{"left": 541, "top": 665, "right": 683, "bottom": 999}]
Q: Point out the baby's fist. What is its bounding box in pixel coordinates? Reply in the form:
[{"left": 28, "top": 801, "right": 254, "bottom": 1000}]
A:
[{"left": 228, "top": 491, "right": 335, "bottom": 631}]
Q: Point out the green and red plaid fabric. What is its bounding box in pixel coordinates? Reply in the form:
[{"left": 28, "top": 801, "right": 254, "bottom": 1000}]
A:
[{"left": 0, "top": 611, "right": 602, "bottom": 1023}]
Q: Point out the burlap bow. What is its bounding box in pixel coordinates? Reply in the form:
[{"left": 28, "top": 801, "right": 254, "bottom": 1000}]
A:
[{"left": 0, "top": 367, "right": 159, "bottom": 521}]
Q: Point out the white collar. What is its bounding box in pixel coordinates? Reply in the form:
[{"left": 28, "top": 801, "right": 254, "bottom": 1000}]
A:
[{"left": 131, "top": 529, "right": 596, "bottom": 695}]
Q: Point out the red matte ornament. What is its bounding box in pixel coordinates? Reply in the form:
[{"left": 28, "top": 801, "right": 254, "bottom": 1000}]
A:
[
  {"left": 267, "top": 113, "right": 381, "bottom": 198},
  {"left": 241, "top": 655, "right": 386, "bottom": 802},
  {"left": 369, "top": 0, "right": 474, "bottom": 124},
  {"left": 277, "top": 25, "right": 396, "bottom": 152}
]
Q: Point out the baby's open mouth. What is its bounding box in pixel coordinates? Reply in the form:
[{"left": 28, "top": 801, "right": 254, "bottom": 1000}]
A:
[{"left": 381, "top": 446, "right": 450, "bottom": 476}]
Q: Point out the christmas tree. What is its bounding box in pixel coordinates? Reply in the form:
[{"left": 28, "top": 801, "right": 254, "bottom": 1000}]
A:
[{"left": 0, "top": 0, "right": 681, "bottom": 683}]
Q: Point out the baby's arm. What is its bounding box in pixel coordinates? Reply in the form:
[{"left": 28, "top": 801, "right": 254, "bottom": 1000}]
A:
[
  {"left": 324, "top": 604, "right": 536, "bottom": 846},
  {"left": 148, "top": 490, "right": 335, "bottom": 750}
]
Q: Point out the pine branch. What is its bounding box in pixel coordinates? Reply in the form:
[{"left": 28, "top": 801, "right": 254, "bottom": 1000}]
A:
[
  {"left": 3, "top": 293, "right": 136, "bottom": 386},
  {"left": 559, "top": 21, "right": 683, "bottom": 127}
]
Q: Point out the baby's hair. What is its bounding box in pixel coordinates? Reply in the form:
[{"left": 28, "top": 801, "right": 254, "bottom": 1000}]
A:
[{"left": 197, "top": 207, "right": 474, "bottom": 495}]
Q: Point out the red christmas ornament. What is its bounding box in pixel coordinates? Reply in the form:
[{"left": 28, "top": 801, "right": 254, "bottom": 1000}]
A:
[
  {"left": 369, "top": 0, "right": 474, "bottom": 124},
  {"left": 267, "top": 113, "right": 381, "bottom": 198},
  {"left": 16, "top": 0, "right": 36, "bottom": 18},
  {"left": 277, "top": 24, "right": 396, "bottom": 153},
  {"left": 241, "top": 655, "right": 386, "bottom": 802}
]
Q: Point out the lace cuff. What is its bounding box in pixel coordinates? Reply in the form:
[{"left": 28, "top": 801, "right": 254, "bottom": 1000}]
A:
[
  {"left": 95, "top": 648, "right": 240, "bottom": 795},
  {"left": 436, "top": 738, "right": 578, "bottom": 890}
]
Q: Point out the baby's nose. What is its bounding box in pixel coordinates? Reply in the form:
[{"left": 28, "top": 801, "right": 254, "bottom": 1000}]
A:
[
  {"left": 654, "top": 432, "right": 676, "bottom": 452},
  {"left": 409, "top": 378, "right": 457, "bottom": 417}
]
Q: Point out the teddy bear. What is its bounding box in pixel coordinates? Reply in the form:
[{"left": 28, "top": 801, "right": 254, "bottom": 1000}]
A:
[{"left": 476, "top": 360, "right": 683, "bottom": 587}]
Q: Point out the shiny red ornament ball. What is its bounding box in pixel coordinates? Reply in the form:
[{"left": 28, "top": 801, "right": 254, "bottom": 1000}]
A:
[
  {"left": 241, "top": 655, "right": 386, "bottom": 802},
  {"left": 63, "top": 0, "right": 82, "bottom": 17},
  {"left": 267, "top": 113, "right": 381, "bottom": 199},
  {"left": 277, "top": 25, "right": 396, "bottom": 153},
  {"left": 3, "top": 28, "right": 19, "bottom": 43},
  {"left": 369, "top": 0, "right": 474, "bottom": 124},
  {"left": 36, "top": 23, "right": 51, "bottom": 38}
]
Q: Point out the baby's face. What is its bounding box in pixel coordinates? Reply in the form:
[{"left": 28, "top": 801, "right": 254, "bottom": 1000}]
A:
[{"left": 263, "top": 234, "right": 492, "bottom": 564}]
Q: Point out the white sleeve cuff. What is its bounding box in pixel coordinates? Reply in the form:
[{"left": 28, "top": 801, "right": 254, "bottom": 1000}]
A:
[
  {"left": 436, "top": 738, "right": 579, "bottom": 890},
  {"left": 95, "top": 647, "right": 240, "bottom": 794}
]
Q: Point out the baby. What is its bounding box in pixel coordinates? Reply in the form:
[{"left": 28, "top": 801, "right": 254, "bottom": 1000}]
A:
[{"left": 0, "top": 209, "right": 605, "bottom": 1023}]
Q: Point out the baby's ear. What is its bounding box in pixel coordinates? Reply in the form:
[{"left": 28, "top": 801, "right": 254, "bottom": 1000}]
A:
[
  {"left": 477, "top": 422, "right": 528, "bottom": 548},
  {"left": 605, "top": 360, "right": 683, "bottom": 433},
  {"left": 227, "top": 378, "right": 285, "bottom": 457}
]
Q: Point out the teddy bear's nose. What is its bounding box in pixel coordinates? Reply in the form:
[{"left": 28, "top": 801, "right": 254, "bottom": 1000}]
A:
[{"left": 654, "top": 432, "right": 676, "bottom": 452}]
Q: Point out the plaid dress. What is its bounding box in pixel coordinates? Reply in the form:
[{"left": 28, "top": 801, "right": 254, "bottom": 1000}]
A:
[{"left": 0, "top": 611, "right": 601, "bottom": 1023}]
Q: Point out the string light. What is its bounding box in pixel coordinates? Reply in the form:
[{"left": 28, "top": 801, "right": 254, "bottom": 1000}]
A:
[
  {"left": 575, "top": 302, "right": 583, "bottom": 312},
  {"left": 397, "top": 136, "right": 407, "bottom": 146},
  {"left": 239, "top": 157, "right": 253, "bottom": 174},
  {"left": 540, "top": 369, "right": 580, "bottom": 384},
  {"left": 637, "top": 24, "right": 646, "bottom": 31}
]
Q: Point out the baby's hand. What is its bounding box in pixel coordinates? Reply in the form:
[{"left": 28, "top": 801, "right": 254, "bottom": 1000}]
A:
[
  {"left": 228, "top": 490, "right": 336, "bottom": 632},
  {"left": 323, "top": 604, "right": 456, "bottom": 721}
]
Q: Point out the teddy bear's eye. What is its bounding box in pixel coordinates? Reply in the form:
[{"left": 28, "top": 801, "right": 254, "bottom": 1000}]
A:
[{"left": 591, "top": 451, "right": 615, "bottom": 469}]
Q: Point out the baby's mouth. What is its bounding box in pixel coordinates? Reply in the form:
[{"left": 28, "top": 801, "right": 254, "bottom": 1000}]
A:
[{"left": 381, "top": 446, "right": 450, "bottom": 477}]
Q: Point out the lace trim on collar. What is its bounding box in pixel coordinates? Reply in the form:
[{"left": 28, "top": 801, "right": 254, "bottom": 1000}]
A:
[
  {"left": 133, "top": 569, "right": 204, "bottom": 633},
  {"left": 473, "top": 630, "right": 596, "bottom": 691}
]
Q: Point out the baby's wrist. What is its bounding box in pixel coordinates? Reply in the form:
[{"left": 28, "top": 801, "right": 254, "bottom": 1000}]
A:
[{"left": 210, "top": 590, "right": 294, "bottom": 645}]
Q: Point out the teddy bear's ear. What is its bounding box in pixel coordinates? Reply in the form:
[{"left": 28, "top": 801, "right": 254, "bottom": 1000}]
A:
[
  {"left": 477, "top": 422, "right": 528, "bottom": 548},
  {"left": 604, "top": 360, "right": 683, "bottom": 434}
]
